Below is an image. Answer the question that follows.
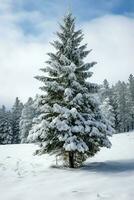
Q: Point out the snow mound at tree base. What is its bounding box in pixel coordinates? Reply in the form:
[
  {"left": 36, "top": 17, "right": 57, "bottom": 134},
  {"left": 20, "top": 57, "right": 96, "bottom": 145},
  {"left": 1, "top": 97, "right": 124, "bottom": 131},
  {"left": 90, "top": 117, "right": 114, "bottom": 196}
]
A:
[{"left": 0, "top": 132, "right": 134, "bottom": 200}]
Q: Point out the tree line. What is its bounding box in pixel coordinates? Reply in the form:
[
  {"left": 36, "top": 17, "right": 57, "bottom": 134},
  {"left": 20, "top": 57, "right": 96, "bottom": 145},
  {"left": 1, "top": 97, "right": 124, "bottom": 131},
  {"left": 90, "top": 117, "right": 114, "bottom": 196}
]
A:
[
  {"left": 0, "top": 74, "right": 133, "bottom": 145},
  {"left": 100, "top": 74, "right": 134, "bottom": 133},
  {"left": 0, "top": 97, "right": 35, "bottom": 144}
]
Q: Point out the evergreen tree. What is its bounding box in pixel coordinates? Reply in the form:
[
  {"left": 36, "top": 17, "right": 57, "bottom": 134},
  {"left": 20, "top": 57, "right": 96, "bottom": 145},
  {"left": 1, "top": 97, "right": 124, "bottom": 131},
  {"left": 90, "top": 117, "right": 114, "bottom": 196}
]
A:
[
  {"left": 110, "top": 85, "right": 120, "bottom": 132},
  {"left": 100, "top": 98, "right": 115, "bottom": 130},
  {"left": 0, "top": 106, "right": 13, "bottom": 144},
  {"left": 12, "top": 97, "right": 23, "bottom": 144},
  {"left": 114, "top": 81, "right": 131, "bottom": 132},
  {"left": 28, "top": 13, "right": 114, "bottom": 168},
  {"left": 128, "top": 74, "right": 134, "bottom": 130},
  {"left": 100, "top": 79, "right": 111, "bottom": 101},
  {"left": 20, "top": 97, "right": 35, "bottom": 143},
  {"left": 99, "top": 80, "right": 118, "bottom": 132},
  {"left": 128, "top": 74, "right": 134, "bottom": 102}
]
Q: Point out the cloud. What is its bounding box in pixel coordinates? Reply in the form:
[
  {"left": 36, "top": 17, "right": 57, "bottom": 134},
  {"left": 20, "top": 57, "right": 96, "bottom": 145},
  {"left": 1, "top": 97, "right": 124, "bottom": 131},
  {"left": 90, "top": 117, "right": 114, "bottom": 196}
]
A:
[
  {"left": 83, "top": 15, "right": 134, "bottom": 84},
  {"left": 0, "top": 0, "right": 134, "bottom": 107},
  {"left": 0, "top": 2, "right": 54, "bottom": 107}
]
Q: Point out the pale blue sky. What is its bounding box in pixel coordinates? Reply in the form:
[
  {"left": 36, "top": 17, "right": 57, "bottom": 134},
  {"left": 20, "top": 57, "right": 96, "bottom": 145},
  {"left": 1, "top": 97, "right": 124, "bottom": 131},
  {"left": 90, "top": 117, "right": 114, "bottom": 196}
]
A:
[
  {"left": 0, "top": 0, "right": 134, "bottom": 107},
  {"left": 1, "top": 0, "right": 133, "bottom": 36}
]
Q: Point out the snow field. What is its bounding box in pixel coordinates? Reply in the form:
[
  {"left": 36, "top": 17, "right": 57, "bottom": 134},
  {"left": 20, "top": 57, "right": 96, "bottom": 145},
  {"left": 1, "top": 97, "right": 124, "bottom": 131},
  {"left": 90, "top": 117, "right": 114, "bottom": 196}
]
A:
[{"left": 0, "top": 132, "right": 134, "bottom": 200}]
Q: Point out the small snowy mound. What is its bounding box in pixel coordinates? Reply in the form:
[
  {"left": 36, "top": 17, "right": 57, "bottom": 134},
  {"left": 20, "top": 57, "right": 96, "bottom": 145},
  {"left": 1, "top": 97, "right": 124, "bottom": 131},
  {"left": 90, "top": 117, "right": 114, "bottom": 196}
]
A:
[{"left": 0, "top": 132, "right": 134, "bottom": 200}]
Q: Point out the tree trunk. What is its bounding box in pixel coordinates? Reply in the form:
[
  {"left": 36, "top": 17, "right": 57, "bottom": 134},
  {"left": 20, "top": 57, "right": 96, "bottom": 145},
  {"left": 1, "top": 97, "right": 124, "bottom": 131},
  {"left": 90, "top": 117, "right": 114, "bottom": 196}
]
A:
[{"left": 69, "top": 151, "right": 74, "bottom": 168}]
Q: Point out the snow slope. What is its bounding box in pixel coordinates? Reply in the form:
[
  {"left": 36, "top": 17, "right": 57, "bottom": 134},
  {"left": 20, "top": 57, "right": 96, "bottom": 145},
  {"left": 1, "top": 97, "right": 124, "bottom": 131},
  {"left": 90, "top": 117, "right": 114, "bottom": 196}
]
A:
[{"left": 0, "top": 132, "right": 134, "bottom": 200}]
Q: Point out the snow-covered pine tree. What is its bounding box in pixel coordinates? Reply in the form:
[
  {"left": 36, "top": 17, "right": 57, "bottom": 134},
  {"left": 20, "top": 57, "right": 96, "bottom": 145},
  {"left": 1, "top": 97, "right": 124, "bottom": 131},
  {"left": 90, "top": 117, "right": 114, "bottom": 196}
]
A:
[
  {"left": 99, "top": 80, "right": 118, "bottom": 132},
  {"left": 19, "top": 97, "right": 36, "bottom": 143},
  {"left": 128, "top": 74, "right": 134, "bottom": 102},
  {"left": 100, "top": 79, "right": 111, "bottom": 101},
  {"left": 0, "top": 106, "right": 13, "bottom": 144},
  {"left": 110, "top": 85, "right": 120, "bottom": 132},
  {"left": 28, "top": 13, "right": 114, "bottom": 168},
  {"left": 100, "top": 98, "right": 115, "bottom": 130},
  {"left": 128, "top": 74, "right": 134, "bottom": 130},
  {"left": 114, "top": 81, "right": 131, "bottom": 132},
  {"left": 12, "top": 97, "right": 23, "bottom": 144}
]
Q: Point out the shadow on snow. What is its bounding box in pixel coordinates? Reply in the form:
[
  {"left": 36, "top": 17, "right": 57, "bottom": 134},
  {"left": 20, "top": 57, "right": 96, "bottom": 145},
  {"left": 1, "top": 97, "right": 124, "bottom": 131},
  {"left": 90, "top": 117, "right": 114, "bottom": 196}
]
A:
[{"left": 81, "top": 159, "right": 134, "bottom": 173}]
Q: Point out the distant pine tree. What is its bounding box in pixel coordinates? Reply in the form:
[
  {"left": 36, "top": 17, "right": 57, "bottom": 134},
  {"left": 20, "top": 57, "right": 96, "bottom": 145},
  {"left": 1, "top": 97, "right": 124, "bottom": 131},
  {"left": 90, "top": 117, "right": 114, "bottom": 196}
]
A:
[
  {"left": 114, "top": 81, "right": 131, "bottom": 132},
  {"left": 100, "top": 80, "right": 118, "bottom": 132},
  {"left": 128, "top": 74, "right": 134, "bottom": 130},
  {"left": 100, "top": 98, "right": 115, "bottom": 130},
  {"left": 128, "top": 74, "right": 134, "bottom": 102},
  {"left": 0, "top": 106, "right": 13, "bottom": 144},
  {"left": 110, "top": 85, "right": 120, "bottom": 132},
  {"left": 20, "top": 97, "right": 36, "bottom": 143},
  {"left": 28, "top": 13, "right": 114, "bottom": 168},
  {"left": 100, "top": 79, "right": 111, "bottom": 101},
  {"left": 12, "top": 97, "right": 23, "bottom": 144}
]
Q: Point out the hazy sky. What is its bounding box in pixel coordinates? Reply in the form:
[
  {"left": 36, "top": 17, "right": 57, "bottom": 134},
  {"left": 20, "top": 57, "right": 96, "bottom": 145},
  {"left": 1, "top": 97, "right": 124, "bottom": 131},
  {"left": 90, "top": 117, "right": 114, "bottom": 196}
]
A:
[{"left": 0, "top": 0, "right": 134, "bottom": 107}]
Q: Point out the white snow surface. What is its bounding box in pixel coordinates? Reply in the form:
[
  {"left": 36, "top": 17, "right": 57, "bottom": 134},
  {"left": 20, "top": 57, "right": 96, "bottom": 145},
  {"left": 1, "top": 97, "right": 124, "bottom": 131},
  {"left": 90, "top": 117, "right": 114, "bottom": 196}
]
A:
[{"left": 1, "top": 132, "right": 134, "bottom": 200}]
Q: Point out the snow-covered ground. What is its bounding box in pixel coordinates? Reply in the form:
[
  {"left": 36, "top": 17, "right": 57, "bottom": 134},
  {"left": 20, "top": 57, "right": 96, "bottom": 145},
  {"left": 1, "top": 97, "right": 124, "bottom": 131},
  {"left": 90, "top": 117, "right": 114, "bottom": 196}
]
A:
[{"left": 0, "top": 132, "right": 134, "bottom": 200}]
